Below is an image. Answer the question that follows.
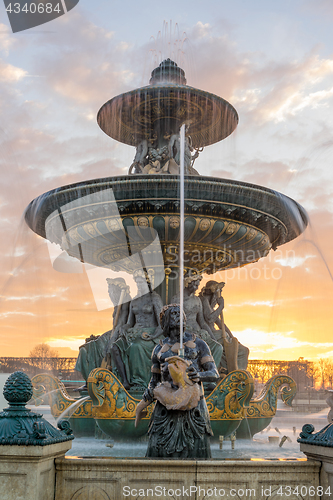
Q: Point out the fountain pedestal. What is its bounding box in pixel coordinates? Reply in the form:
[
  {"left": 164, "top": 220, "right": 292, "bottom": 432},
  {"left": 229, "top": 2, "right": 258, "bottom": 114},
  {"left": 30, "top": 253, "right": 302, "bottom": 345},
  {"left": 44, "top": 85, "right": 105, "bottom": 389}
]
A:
[
  {"left": 0, "top": 442, "right": 72, "bottom": 500},
  {"left": 0, "top": 372, "right": 73, "bottom": 500},
  {"left": 299, "top": 423, "right": 333, "bottom": 497},
  {"left": 300, "top": 443, "right": 333, "bottom": 497}
]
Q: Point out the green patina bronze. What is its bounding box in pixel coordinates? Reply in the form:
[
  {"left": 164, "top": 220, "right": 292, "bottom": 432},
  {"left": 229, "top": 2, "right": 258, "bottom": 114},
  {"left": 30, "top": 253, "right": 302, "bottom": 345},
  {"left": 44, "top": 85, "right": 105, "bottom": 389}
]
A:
[
  {"left": 30, "top": 368, "right": 297, "bottom": 442},
  {"left": 0, "top": 371, "right": 74, "bottom": 446},
  {"left": 298, "top": 423, "right": 333, "bottom": 447},
  {"left": 236, "top": 374, "right": 297, "bottom": 439}
]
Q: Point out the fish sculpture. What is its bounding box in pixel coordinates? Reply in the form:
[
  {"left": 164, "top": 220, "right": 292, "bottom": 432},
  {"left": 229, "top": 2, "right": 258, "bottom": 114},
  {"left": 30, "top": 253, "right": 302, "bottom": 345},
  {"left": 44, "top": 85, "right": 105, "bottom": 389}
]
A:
[{"left": 135, "top": 356, "right": 202, "bottom": 427}]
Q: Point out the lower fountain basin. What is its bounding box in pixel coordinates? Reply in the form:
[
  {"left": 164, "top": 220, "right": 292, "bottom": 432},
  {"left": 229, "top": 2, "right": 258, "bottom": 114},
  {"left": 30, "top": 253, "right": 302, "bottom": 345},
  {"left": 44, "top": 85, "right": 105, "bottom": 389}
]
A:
[{"left": 31, "top": 371, "right": 296, "bottom": 442}]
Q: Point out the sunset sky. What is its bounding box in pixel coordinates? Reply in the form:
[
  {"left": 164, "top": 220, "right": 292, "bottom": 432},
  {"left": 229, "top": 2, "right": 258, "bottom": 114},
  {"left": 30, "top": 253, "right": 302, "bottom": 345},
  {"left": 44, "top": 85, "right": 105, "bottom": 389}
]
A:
[{"left": 0, "top": 0, "right": 333, "bottom": 361}]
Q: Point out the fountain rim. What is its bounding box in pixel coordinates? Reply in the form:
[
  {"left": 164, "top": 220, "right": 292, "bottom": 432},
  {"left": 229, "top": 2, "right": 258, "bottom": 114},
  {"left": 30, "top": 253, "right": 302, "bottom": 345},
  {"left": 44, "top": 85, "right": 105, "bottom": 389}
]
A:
[
  {"left": 24, "top": 174, "right": 309, "bottom": 245},
  {"left": 97, "top": 83, "right": 239, "bottom": 148},
  {"left": 25, "top": 173, "right": 304, "bottom": 203}
]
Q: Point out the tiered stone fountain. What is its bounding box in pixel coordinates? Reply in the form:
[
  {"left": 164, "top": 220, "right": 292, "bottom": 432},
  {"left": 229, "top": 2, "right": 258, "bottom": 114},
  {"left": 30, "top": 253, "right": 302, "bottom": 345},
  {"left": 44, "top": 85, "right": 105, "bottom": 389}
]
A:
[{"left": 26, "top": 59, "right": 307, "bottom": 442}]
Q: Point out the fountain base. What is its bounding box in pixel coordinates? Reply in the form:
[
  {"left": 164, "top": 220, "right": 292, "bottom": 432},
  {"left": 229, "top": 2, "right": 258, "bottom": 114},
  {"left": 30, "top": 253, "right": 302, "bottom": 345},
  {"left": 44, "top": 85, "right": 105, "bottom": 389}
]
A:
[{"left": 54, "top": 456, "right": 319, "bottom": 500}]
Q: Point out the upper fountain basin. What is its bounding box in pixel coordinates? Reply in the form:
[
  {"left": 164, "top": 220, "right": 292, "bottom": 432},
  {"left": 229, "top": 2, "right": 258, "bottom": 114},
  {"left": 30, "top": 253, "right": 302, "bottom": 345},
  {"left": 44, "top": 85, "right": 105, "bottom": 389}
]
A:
[
  {"left": 97, "top": 59, "right": 238, "bottom": 149},
  {"left": 97, "top": 84, "right": 238, "bottom": 149}
]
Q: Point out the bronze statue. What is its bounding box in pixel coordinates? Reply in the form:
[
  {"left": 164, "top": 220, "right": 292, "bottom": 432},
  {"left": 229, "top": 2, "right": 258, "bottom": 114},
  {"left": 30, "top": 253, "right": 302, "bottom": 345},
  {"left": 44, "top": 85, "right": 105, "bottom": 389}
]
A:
[
  {"left": 103, "top": 278, "right": 132, "bottom": 367},
  {"left": 138, "top": 304, "right": 218, "bottom": 459},
  {"left": 75, "top": 277, "right": 130, "bottom": 383},
  {"left": 109, "top": 270, "right": 163, "bottom": 390},
  {"left": 167, "top": 126, "right": 193, "bottom": 173},
  {"left": 128, "top": 139, "right": 148, "bottom": 174},
  {"left": 200, "top": 280, "right": 249, "bottom": 372},
  {"left": 128, "top": 124, "right": 200, "bottom": 175},
  {"left": 162, "top": 126, "right": 199, "bottom": 175},
  {"left": 171, "top": 274, "right": 223, "bottom": 369}
]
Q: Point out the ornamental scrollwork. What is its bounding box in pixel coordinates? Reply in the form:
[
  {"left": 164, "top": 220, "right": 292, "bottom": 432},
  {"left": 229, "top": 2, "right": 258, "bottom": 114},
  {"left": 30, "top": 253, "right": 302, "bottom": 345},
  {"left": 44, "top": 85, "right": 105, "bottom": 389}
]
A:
[
  {"left": 207, "top": 370, "right": 254, "bottom": 421},
  {"left": 87, "top": 368, "right": 154, "bottom": 420},
  {"left": 246, "top": 375, "right": 296, "bottom": 419},
  {"left": 31, "top": 373, "right": 92, "bottom": 419}
]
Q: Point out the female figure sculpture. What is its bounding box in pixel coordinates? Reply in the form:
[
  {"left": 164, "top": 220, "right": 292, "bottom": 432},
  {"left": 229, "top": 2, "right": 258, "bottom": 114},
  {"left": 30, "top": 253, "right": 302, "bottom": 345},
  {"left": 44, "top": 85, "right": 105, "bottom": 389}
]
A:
[
  {"left": 110, "top": 270, "right": 163, "bottom": 390},
  {"left": 128, "top": 139, "right": 148, "bottom": 174},
  {"left": 75, "top": 277, "right": 131, "bottom": 383},
  {"left": 140, "top": 304, "right": 219, "bottom": 459},
  {"left": 200, "top": 280, "right": 249, "bottom": 372},
  {"left": 199, "top": 280, "right": 226, "bottom": 336},
  {"left": 171, "top": 275, "right": 223, "bottom": 369},
  {"left": 165, "top": 126, "right": 199, "bottom": 175}
]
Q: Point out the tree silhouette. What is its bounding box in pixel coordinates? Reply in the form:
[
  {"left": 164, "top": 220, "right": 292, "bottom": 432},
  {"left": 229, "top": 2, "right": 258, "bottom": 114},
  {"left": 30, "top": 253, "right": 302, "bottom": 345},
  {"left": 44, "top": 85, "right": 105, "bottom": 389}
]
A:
[
  {"left": 29, "top": 343, "right": 59, "bottom": 358},
  {"left": 29, "top": 343, "right": 59, "bottom": 370},
  {"left": 316, "top": 358, "right": 333, "bottom": 389}
]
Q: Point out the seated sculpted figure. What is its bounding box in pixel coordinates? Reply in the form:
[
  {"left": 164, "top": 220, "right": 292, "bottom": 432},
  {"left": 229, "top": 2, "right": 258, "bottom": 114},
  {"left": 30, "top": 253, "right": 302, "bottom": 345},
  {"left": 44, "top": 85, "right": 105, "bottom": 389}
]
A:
[
  {"left": 163, "top": 125, "right": 199, "bottom": 175},
  {"left": 128, "top": 139, "right": 148, "bottom": 174},
  {"left": 140, "top": 304, "right": 219, "bottom": 459},
  {"left": 200, "top": 280, "right": 249, "bottom": 372},
  {"left": 171, "top": 274, "right": 223, "bottom": 370},
  {"left": 110, "top": 270, "right": 164, "bottom": 390},
  {"left": 75, "top": 277, "right": 131, "bottom": 383}
]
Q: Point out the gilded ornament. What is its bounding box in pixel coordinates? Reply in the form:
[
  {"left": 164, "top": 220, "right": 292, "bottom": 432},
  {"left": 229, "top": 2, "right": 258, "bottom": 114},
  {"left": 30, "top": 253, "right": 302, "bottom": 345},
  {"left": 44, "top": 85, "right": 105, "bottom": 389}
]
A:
[
  {"left": 101, "top": 252, "right": 113, "bottom": 263},
  {"left": 246, "top": 228, "right": 257, "bottom": 240},
  {"left": 31, "top": 373, "right": 93, "bottom": 420},
  {"left": 245, "top": 375, "right": 296, "bottom": 419},
  {"left": 169, "top": 216, "right": 180, "bottom": 229},
  {"left": 105, "top": 218, "right": 119, "bottom": 231},
  {"left": 199, "top": 218, "right": 211, "bottom": 231},
  {"left": 226, "top": 223, "right": 238, "bottom": 234},
  {"left": 84, "top": 223, "right": 97, "bottom": 237},
  {"left": 206, "top": 370, "right": 253, "bottom": 421},
  {"left": 87, "top": 368, "right": 154, "bottom": 421},
  {"left": 137, "top": 216, "right": 149, "bottom": 227}
]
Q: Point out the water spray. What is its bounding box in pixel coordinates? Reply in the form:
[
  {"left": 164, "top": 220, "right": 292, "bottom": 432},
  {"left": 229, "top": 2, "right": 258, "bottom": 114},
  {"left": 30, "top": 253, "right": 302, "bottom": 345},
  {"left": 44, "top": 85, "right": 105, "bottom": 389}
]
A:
[{"left": 179, "top": 123, "right": 185, "bottom": 358}]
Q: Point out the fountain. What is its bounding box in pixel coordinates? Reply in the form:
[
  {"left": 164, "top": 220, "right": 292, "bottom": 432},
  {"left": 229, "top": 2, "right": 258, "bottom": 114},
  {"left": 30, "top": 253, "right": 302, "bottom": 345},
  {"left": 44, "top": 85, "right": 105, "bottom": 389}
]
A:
[{"left": 25, "top": 58, "right": 306, "bottom": 444}]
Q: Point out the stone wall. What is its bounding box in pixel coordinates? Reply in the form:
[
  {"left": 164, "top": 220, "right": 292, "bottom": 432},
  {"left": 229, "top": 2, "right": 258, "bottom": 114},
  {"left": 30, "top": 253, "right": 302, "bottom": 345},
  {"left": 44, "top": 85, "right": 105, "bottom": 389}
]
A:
[
  {"left": 0, "top": 442, "right": 72, "bottom": 500},
  {"left": 55, "top": 457, "right": 321, "bottom": 500}
]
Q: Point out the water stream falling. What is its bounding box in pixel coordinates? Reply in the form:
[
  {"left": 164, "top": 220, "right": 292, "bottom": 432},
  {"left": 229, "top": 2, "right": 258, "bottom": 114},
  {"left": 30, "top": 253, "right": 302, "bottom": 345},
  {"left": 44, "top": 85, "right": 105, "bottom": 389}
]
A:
[{"left": 179, "top": 123, "right": 185, "bottom": 353}]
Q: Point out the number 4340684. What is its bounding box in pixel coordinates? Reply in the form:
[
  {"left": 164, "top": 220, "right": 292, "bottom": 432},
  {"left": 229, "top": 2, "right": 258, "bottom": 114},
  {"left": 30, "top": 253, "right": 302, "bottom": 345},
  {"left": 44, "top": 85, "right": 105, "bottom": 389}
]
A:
[
  {"left": 276, "top": 485, "right": 331, "bottom": 496},
  {"left": 6, "top": 3, "right": 62, "bottom": 14}
]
